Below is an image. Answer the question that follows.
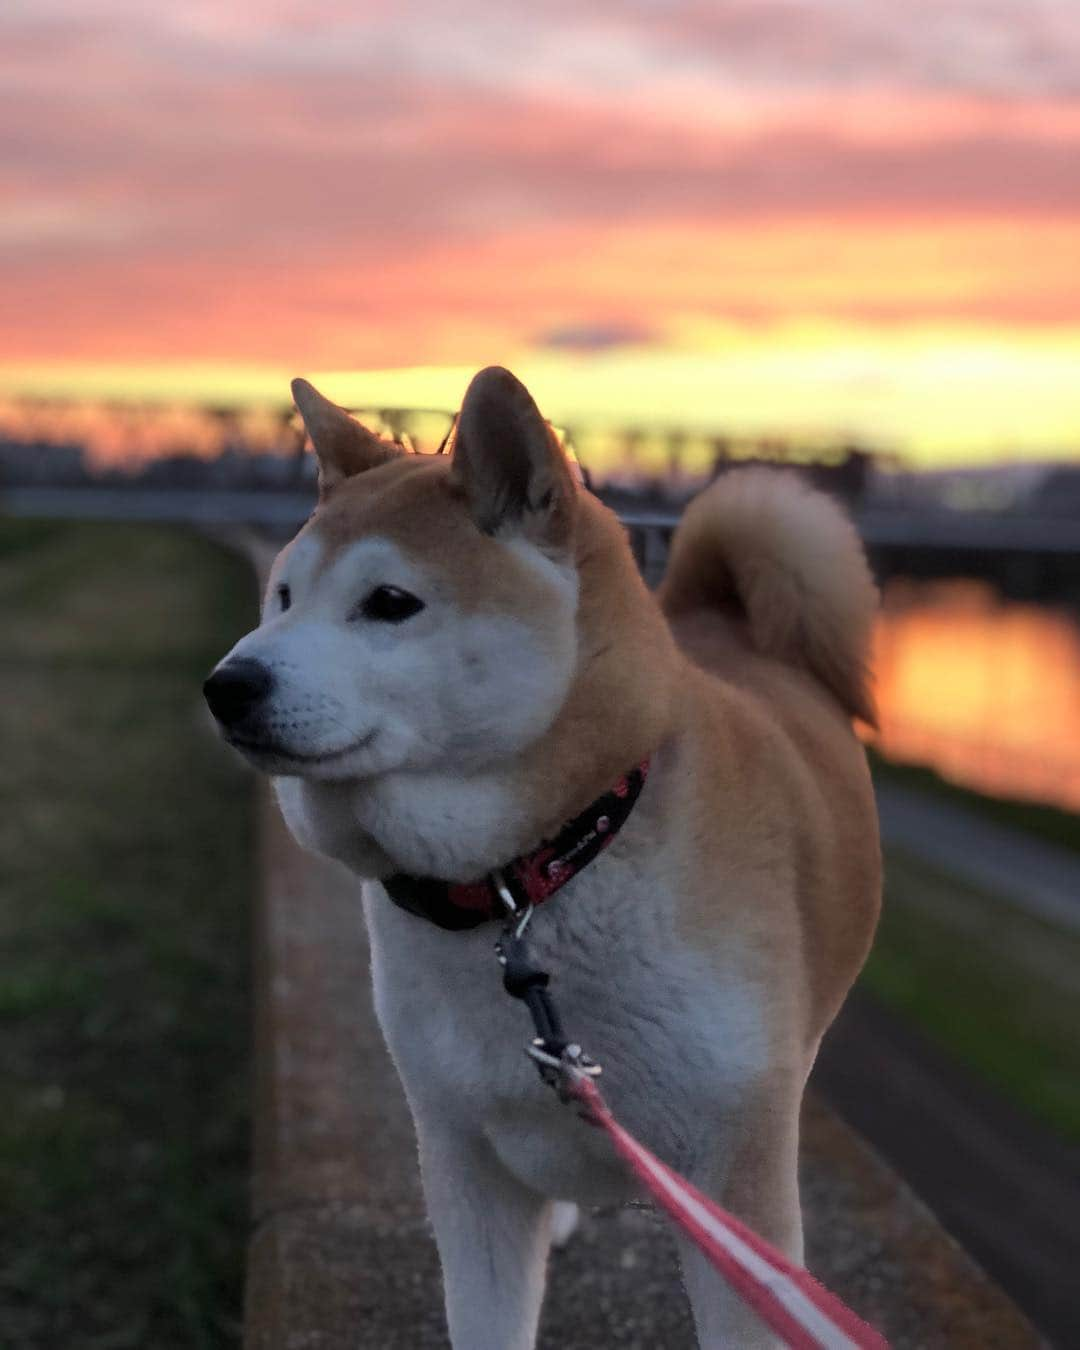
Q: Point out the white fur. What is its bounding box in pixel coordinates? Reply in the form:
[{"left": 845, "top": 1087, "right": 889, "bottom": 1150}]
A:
[
  {"left": 217, "top": 534, "right": 579, "bottom": 791},
  {"left": 550, "top": 1200, "right": 579, "bottom": 1247},
  {"left": 361, "top": 762, "right": 785, "bottom": 1349}
]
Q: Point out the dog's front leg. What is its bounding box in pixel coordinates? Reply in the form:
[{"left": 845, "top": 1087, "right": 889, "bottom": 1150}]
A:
[
  {"left": 416, "top": 1122, "right": 554, "bottom": 1350},
  {"left": 676, "top": 1083, "right": 804, "bottom": 1350}
]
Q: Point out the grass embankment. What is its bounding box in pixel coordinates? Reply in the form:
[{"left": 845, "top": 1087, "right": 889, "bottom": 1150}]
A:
[
  {"left": 865, "top": 756, "right": 1080, "bottom": 1144},
  {"left": 0, "top": 521, "right": 256, "bottom": 1347}
]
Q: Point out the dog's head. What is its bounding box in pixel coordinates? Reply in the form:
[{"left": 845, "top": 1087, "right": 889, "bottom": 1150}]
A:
[{"left": 204, "top": 367, "right": 584, "bottom": 781}]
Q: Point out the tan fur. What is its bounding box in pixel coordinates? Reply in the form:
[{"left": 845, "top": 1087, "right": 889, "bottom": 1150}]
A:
[
  {"left": 291, "top": 377, "right": 405, "bottom": 497},
  {"left": 658, "top": 469, "right": 879, "bottom": 726},
  {"left": 652, "top": 471, "right": 881, "bottom": 1046},
  {"left": 449, "top": 366, "right": 578, "bottom": 551},
  {"left": 661, "top": 627, "right": 880, "bottom": 1049}
]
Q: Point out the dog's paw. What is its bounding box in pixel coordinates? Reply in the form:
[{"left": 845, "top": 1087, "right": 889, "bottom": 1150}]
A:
[{"left": 550, "top": 1200, "right": 580, "bottom": 1248}]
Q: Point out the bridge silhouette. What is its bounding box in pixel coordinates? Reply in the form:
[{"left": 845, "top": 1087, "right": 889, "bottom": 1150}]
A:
[{"left": 4, "top": 482, "right": 1080, "bottom": 604}]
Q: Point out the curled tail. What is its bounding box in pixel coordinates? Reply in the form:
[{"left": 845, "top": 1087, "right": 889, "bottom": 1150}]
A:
[{"left": 658, "top": 469, "right": 878, "bottom": 725}]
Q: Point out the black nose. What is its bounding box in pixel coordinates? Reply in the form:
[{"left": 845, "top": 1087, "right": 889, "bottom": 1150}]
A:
[{"left": 203, "top": 658, "right": 273, "bottom": 726}]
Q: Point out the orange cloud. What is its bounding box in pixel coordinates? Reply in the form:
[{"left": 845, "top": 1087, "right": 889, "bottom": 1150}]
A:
[{"left": 5, "top": 211, "right": 1079, "bottom": 370}]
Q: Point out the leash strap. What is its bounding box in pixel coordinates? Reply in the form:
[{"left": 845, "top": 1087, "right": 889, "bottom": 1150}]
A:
[
  {"left": 495, "top": 910, "right": 889, "bottom": 1350},
  {"left": 564, "top": 1072, "right": 888, "bottom": 1350}
]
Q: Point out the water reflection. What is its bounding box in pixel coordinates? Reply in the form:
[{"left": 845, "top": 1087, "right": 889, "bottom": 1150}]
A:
[{"left": 872, "top": 579, "right": 1080, "bottom": 812}]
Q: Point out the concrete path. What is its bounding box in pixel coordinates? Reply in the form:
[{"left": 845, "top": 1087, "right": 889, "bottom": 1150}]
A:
[
  {"left": 245, "top": 786, "right": 1038, "bottom": 1350},
  {"left": 875, "top": 782, "right": 1080, "bottom": 935}
]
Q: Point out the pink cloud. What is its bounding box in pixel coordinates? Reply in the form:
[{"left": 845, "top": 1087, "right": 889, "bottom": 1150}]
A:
[{"left": 3, "top": 0, "right": 1080, "bottom": 366}]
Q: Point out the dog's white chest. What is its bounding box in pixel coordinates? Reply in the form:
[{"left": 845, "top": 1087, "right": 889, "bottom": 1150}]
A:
[{"left": 363, "top": 852, "right": 769, "bottom": 1206}]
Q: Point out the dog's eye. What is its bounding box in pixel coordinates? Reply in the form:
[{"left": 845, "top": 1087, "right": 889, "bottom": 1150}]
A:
[
  {"left": 359, "top": 585, "right": 425, "bottom": 623},
  {"left": 277, "top": 583, "right": 291, "bottom": 612}
]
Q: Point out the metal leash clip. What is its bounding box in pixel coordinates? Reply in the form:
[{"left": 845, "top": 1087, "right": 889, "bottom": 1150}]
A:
[
  {"left": 491, "top": 868, "right": 534, "bottom": 938},
  {"left": 490, "top": 869, "right": 603, "bottom": 1102},
  {"left": 526, "top": 1039, "right": 602, "bottom": 1103}
]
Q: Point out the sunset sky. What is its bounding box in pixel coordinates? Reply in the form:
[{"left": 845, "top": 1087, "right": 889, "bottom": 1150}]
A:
[{"left": 4, "top": 1, "right": 1080, "bottom": 463}]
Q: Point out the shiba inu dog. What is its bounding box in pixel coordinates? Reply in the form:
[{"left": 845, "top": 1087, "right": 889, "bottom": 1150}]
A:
[{"left": 204, "top": 367, "right": 881, "bottom": 1349}]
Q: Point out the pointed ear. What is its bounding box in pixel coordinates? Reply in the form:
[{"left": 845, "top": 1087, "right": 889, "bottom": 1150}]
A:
[
  {"left": 448, "top": 367, "right": 577, "bottom": 551},
  {"left": 291, "top": 378, "right": 403, "bottom": 499}
]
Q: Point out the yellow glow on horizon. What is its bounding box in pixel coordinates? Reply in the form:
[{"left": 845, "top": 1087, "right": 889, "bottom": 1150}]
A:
[{"left": 4, "top": 315, "right": 1080, "bottom": 468}]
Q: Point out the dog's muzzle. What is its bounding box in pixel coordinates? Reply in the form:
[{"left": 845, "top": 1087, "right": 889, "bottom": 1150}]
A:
[{"left": 203, "top": 657, "right": 273, "bottom": 728}]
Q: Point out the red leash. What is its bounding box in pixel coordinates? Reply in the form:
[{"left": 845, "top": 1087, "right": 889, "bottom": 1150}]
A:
[
  {"left": 561, "top": 1069, "right": 888, "bottom": 1350},
  {"left": 494, "top": 883, "right": 889, "bottom": 1350}
]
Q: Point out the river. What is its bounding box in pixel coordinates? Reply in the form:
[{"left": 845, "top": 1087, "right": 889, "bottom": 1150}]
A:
[{"left": 872, "top": 579, "right": 1080, "bottom": 813}]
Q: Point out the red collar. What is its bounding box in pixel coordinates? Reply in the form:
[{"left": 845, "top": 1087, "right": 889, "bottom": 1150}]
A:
[{"left": 382, "top": 760, "right": 650, "bottom": 931}]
